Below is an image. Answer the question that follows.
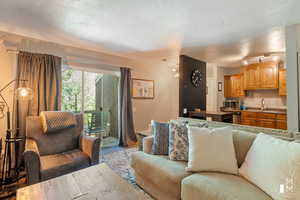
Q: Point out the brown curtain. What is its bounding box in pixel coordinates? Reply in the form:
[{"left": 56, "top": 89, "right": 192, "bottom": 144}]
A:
[
  {"left": 119, "top": 68, "right": 137, "bottom": 146},
  {"left": 14, "top": 51, "right": 62, "bottom": 166}
]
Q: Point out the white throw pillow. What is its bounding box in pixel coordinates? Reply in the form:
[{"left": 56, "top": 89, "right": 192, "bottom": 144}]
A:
[
  {"left": 239, "top": 133, "right": 300, "bottom": 200},
  {"left": 186, "top": 126, "right": 238, "bottom": 174}
]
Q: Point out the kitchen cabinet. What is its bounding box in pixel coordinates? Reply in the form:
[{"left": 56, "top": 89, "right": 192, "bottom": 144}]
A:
[
  {"left": 224, "top": 74, "right": 244, "bottom": 97},
  {"left": 259, "top": 62, "right": 278, "bottom": 89},
  {"left": 279, "top": 68, "right": 286, "bottom": 96},
  {"left": 244, "top": 64, "right": 260, "bottom": 89},
  {"left": 224, "top": 75, "right": 231, "bottom": 98},
  {"left": 276, "top": 120, "right": 287, "bottom": 130},
  {"left": 243, "top": 61, "right": 278, "bottom": 90},
  {"left": 231, "top": 74, "right": 245, "bottom": 97},
  {"left": 241, "top": 118, "right": 257, "bottom": 126},
  {"left": 241, "top": 111, "right": 287, "bottom": 130},
  {"left": 276, "top": 114, "right": 287, "bottom": 129},
  {"left": 256, "top": 119, "right": 276, "bottom": 129}
]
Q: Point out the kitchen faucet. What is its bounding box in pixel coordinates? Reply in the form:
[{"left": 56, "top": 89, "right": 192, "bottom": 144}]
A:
[{"left": 261, "top": 98, "right": 265, "bottom": 111}]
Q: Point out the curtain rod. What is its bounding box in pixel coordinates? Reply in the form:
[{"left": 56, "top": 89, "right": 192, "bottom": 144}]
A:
[{"left": 5, "top": 49, "right": 134, "bottom": 70}]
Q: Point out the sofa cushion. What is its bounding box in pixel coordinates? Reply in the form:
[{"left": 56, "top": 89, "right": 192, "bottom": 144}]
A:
[
  {"left": 181, "top": 173, "right": 272, "bottom": 200},
  {"left": 186, "top": 126, "right": 238, "bottom": 174},
  {"left": 151, "top": 120, "right": 170, "bottom": 155},
  {"left": 239, "top": 133, "right": 300, "bottom": 200},
  {"left": 131, "top": 151, "right": 191, "bottom": 199},
  {"left": 40, "top": 111, "right": 77, "bottom": 133},
  {"left": 232, "top": 130, "right": 257, "bottom": 167},
  {"left": 169, "top": 120, "right": 208, "bottom": 161},
  {"left": 40, "top": 149, "right": 90, "bottom": 181},
  {"left": 232, "top": 130, "right": 294, "bottom": 167}
]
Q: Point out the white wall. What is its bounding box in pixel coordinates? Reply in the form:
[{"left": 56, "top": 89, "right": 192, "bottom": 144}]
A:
[
  {"left": 206, "top": 63, "right": 218, "bottom": 111},
  {"left": 0, "top": 33, "right": 180, "bottom": 136},
  {"left": 130, "top": 57, "right": 179, "bottom": 131},
  {"left": 0, "top": 44, "right": 17, "bottom": 140}
]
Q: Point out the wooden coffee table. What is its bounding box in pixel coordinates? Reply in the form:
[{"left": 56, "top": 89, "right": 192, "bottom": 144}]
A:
[{"left": 17, "top": 164, "right": 147, "bottom": 200}]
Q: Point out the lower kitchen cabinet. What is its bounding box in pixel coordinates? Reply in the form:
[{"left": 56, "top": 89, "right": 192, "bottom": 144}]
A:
[
  {"left": 241, "top": 111, "right": 287, "bottom": 130},
  {"left": 256, "top": 119, "right": 276, "bottom": 129},
  {"left": 241, "top": 118, "right": 257, "bottom": 126},
  {"left": 276, "top": 120, "right": 287, "bottom": 130}
]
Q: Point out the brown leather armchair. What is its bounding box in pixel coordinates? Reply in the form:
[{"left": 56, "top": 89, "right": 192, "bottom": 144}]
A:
[{"left": 24, "top": 112, "right": 100, "bottom": 185}]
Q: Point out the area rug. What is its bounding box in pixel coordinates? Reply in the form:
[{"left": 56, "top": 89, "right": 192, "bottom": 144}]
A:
[{"left": 101, "top": 146, "right": 153, "bottom": 199}]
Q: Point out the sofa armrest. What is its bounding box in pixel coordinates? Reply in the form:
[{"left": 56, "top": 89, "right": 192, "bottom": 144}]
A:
[
  {"left": 23, "top": 139, "right": 40, "bottom": 185},
  {"left": 143, "top": 135, "right": 154, "bottom": 154},
  {"left": 80, "top": 134, "right": 101, "bottom": 165}
]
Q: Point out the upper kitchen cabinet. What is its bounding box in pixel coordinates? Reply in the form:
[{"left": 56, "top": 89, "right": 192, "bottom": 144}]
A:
[
  {"left": 224, "top": 74, "right": 244, "bottom": 97},
  {"left": 243, "top": 61, "right": 278, "bottom": 90},
  {"left": 231, "top": 74, "right": 245, "bottom": 97},
  {"left": 224, "top": 75, "right": 231, "bottom": 98},
  {"left": 243, "top": 64, "right": 260, "bottom": 89},
  {"left": 259, "top": 61, "right": 278, "bottom": 89},
  {"left": 279, "top": 68, "right": 286, "bottom": 96}
]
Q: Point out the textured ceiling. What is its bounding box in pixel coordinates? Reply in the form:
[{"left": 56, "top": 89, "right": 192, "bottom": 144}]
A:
[{"left": 0, "top": 0, "right": 299, "bottom": 65}]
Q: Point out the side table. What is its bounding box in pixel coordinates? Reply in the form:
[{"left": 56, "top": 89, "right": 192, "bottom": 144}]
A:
[{"left": 136, "top": 130, "right": 151, "bottom": 151}]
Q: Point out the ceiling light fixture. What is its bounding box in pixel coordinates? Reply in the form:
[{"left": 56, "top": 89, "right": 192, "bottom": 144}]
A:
[
  {"left": 272, "top": 56, "right": 279, "bottom": 62},
  {"left": 243, "top": 60, "right": 248, "bottom": 65}
]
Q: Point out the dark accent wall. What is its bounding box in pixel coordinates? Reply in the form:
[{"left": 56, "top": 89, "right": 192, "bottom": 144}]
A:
[{"left": 179, "top": 55, "right": 206, "bottom": 117}]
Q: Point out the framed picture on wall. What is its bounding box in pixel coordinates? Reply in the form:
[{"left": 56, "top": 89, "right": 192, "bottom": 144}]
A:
[{"left": 132, "top": 79, "right": 155, "bottom": 99}]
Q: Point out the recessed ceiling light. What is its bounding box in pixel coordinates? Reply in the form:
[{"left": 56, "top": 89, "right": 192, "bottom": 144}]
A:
[
  {"left": 172, "top": 68, "right": 177, "bottom": 72},
  {"left": 243, "top": 60, "right": 248, "bottom": 65},
  {"left": 272, "top": 56, "right": 279, "bottom": 61}
]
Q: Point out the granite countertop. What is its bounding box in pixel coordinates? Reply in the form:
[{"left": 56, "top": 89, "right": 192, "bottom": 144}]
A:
[
  {"left": 221, "top": 107, "right": 287, "bottom": 114},
  {"left": 242, "top": 109, "right": 286, "bottom": 114},
  {"left": 189, "top": 110, "right": 234, "bottom": 116}
]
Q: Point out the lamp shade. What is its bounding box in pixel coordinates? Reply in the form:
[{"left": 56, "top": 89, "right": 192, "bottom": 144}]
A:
[{"left": 15, "top": 87, "right": 33, "bottom": 100}]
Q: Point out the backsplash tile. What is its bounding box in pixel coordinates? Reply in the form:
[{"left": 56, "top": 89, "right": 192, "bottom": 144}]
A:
[{"left": 242, "top": 90, "right": 287, "bottom": 109}]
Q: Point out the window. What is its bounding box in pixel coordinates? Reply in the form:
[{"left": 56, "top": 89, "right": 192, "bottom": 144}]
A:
[{"left": 62, "top": 68, "right": 82, "bottom": 112}]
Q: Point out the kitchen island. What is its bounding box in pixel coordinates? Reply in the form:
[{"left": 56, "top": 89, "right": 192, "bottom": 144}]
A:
[{"left": 188, "top": 111, "right": 233, "bottom": 123}]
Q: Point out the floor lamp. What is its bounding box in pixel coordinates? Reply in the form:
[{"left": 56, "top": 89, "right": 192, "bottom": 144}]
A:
[{"left": 0, "top": 79, "right": 32, "bottom": 187}]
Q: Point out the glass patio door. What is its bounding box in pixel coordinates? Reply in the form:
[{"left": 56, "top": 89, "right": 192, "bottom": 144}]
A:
[{"left": 62, "top": 67, "right": 119, "bottom": 147}]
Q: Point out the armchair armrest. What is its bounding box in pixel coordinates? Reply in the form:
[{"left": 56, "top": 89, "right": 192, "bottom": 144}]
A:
[
  {"left": 80, "top": 135, "right": 101, "bottom": 165},
  {"left": 143, "top": 135, "right": 154, "bottom": 154},
  {"left": 23, "top": 138, "right": 40, "bottom": 185}
]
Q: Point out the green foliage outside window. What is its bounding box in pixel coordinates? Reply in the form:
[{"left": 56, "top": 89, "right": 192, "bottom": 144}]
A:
[{"left": 61, "top": 68, "right": 82, "bottom": 112}]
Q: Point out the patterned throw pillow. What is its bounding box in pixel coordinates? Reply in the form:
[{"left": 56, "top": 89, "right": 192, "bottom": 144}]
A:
[
  {"left": 169, "top": 120, "right": 208, "bottom": 161},
  {"left": 152, "top": 120, "right": 170, "bottom": 155}
]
